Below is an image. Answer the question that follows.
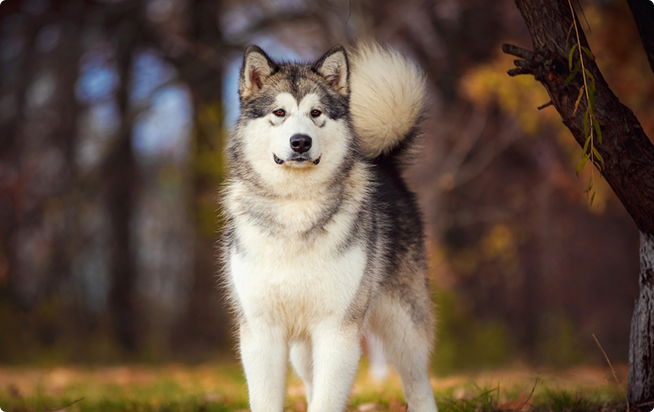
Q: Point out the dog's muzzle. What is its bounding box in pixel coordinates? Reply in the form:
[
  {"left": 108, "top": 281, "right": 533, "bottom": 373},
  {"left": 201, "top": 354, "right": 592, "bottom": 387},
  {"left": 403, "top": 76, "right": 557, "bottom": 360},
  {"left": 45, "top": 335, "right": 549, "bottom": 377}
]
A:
[{"left": 273, "top": 133, "right": 321, "bottom": 166}]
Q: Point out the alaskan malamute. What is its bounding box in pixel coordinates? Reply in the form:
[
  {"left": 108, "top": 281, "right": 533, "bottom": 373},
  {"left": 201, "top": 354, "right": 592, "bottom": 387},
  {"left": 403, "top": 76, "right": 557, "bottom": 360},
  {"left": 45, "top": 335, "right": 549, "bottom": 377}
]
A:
[{"left": 222, "top": 43, "right": 438, "bottom": 412}]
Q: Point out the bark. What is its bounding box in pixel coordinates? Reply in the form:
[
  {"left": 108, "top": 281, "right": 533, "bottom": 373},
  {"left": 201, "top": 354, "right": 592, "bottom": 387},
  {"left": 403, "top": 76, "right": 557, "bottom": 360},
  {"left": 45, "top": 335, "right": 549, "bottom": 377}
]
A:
[
  {"left": 629, "top": 232, "right": 654, "bottom": 407},
  {"left": 627, "top": 0, "right": 654, "bottom": 74},
  {"left": 502, "top": 0, "right": 654, "bottom": 407}
]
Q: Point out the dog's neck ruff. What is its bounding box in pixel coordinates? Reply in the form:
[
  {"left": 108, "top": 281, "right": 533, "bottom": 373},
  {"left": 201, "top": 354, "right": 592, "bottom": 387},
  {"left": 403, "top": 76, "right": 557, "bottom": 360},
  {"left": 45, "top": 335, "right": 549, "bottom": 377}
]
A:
[{"left": 226, "top": 161, "right": 370, "bottom": 240}]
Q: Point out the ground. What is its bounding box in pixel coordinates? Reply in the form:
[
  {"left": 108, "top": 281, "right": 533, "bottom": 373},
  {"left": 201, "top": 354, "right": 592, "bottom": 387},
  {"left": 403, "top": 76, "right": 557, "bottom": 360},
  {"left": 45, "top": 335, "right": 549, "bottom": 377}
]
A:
[{"left": 0, "top": 362, "right": 628, "bottom": 412}]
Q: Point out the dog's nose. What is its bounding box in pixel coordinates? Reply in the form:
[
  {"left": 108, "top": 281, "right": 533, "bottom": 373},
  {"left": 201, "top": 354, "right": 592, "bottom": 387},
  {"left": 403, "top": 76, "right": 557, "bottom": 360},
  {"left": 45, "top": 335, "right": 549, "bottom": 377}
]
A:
[{"left": 290, "top": 134, "right": 312, "bottom": 154}]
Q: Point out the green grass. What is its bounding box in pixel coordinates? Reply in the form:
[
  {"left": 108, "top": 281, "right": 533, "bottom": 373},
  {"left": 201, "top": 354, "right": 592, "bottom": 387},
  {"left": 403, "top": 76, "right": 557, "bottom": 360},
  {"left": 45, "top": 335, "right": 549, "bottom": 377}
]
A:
[
  {"left": 434, "top": 385, "right": 626, "bottom": 412},
  {"left": 0, "top": 364, "right": 627, "bottom": 412},
  {"left": 0, "top": 364, "right": 249, "bottom": 412}
]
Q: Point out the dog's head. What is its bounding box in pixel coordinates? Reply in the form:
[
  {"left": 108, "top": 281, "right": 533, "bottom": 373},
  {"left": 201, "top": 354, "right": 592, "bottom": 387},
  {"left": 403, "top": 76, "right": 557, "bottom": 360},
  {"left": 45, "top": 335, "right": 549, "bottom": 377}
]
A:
[{"left": 230, "top": 45, "right": 357, "bottom": 193}]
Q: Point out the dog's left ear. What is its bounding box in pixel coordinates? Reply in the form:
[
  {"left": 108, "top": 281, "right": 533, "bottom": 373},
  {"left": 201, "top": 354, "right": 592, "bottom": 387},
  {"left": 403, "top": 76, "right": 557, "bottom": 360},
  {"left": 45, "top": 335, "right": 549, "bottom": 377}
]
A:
[{"left": 313, "top": 46, "right": 349, "bottom": 97}]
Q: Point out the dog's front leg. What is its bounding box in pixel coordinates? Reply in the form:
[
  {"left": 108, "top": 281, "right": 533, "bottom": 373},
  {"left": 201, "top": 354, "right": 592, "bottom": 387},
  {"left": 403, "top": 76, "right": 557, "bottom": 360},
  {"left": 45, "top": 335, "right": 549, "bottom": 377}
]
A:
[
  {"left": 308, "top": 322, "right": 362, "bottom": 412},
  {"left": 239, "top": 320, "right": 288, "bottom": 412}
]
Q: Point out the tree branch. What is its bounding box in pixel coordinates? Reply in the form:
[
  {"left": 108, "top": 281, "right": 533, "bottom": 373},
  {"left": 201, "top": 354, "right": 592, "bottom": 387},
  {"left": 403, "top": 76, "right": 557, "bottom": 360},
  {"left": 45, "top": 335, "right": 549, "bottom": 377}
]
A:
[
  {"left": 627, "top": 0, "right": 654, "bottom": 75},
  {"left": 502, "top": 43, "right": 534, "bottom": 60},
  {"left": 503, "top": 0, "right": 654, "bottom": 238}
]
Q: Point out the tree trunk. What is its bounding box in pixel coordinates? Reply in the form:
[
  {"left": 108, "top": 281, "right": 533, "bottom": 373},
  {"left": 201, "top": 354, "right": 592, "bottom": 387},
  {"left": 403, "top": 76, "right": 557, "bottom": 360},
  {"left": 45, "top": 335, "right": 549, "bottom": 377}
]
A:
[
  {"left": 625, "top": 2, "right": 654, "bottom": 406},
  {"left": 626, "top": 0, "right": 654, "bottom": 74},
  {"left": 628, "top": 232, "right": 654, "bottom": 407},
  {"left": 105, "top": 26, "right": 139, "bottom": 353},
  {"left": 502, "top": 0, "right": 654, "bottom": 407}
]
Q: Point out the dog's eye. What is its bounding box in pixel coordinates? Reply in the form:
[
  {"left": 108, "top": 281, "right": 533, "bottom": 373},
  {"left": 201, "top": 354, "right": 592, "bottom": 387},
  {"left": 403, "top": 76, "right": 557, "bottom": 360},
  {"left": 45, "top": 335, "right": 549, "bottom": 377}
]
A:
[
  {"left": 310, "top": 109, "right": 322, "bottom": 118},
  {"left": 273, "top": 109, "right": 285, "bottom": 117}
]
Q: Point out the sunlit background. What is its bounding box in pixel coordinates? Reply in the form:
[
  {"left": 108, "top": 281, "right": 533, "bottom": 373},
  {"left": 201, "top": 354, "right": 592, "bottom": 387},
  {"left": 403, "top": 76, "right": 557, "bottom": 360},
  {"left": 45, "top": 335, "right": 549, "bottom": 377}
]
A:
[{"left": 1, "top": 0, "right": 653, "bottom": 376}]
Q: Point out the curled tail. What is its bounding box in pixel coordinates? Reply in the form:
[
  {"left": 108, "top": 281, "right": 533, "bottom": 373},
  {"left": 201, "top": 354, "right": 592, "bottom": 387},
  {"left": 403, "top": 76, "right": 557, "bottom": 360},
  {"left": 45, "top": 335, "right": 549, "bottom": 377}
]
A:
[{"left": 348, "top": 43, "right": 427, "bottom": 164}]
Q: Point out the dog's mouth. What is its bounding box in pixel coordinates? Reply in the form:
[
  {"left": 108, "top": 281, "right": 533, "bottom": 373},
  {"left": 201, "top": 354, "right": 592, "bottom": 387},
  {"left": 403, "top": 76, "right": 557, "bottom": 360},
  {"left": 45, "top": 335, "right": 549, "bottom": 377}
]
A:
[{"left": 273, "top": 153, "right": 321, "bottom": 166}]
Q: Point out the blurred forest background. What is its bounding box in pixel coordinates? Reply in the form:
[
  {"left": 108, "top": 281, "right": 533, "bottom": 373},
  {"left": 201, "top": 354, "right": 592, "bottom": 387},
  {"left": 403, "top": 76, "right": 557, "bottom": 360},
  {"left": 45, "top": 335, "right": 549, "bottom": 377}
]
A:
[{"left": 0, "top": 0, "right": 653, "bottom": 375}]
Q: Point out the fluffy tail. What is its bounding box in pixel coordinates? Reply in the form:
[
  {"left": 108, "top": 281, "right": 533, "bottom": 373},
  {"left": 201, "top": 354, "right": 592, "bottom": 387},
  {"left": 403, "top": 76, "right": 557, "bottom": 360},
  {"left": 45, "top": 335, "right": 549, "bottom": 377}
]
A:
[{"left": 348, "top": 43, "right": 427, "bottom": 162}]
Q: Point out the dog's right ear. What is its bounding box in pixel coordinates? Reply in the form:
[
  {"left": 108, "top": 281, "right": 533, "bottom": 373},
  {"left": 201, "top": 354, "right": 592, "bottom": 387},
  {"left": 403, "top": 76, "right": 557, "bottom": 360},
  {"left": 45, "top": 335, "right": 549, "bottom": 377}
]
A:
[
  {"left": 313, "top": 45, "right": 349, "bottom": 97},
  {"left": 239, "top": 45, "right": 278, "bottom": 100}
]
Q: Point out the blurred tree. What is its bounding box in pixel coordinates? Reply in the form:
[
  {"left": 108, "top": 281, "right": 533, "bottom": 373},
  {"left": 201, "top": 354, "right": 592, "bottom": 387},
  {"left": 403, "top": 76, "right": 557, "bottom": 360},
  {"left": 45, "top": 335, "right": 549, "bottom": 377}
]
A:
[
  {"left": 0, "top": 0, "right": 91, "bottom": 359},
  {"left": 152, "top": 0, "right": 233, "bottom": 356},
  {"left": 503, "top": 0, "right": 654, "bottom": 407},
  {"left": 103, "top": 4, "right": 141, "bottom": 353}
]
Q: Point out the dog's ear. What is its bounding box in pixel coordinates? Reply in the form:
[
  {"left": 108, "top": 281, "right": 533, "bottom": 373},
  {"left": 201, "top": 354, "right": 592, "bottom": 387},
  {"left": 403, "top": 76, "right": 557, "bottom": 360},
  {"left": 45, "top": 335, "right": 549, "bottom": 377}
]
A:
[
  {"left": 240, "top": 45, "right": 278, "bottom": 100},
  {"left": 313, "top": 46, "right": 349, "bottom": 97}
]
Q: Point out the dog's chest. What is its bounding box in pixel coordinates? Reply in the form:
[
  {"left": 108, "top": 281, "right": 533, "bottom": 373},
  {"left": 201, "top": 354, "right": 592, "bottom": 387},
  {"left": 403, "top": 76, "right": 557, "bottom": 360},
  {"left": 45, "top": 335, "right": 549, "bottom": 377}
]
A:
[{"left": 228, "top": 200, "right": 366, "bottom": 328}]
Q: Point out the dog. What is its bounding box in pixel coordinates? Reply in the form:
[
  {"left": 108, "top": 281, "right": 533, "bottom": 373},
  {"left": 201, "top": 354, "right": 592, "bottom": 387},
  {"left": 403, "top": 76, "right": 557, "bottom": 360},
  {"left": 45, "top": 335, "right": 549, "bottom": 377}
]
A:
[{"left": 221, "top": 43, "right": 438, "bottom": 412}]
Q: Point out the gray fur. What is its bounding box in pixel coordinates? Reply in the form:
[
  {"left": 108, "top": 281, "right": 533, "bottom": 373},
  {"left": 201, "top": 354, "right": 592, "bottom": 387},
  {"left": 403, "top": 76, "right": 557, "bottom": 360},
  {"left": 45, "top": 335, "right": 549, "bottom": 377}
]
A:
[{"left": 220, "top": 44, "right": 437, "bottom": 412}]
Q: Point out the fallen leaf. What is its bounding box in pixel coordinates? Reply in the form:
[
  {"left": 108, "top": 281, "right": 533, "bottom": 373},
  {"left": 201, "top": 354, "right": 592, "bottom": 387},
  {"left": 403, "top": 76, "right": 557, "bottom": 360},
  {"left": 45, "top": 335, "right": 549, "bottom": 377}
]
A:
[
  {"left": 358, "top": 402, "right": 379, "bottom": 412},
  {"left": 497, "top": 391, "right": 532, "bottom": 412},
  {"left": 388, "top": 398, "right": 407, "bottom": 412}
]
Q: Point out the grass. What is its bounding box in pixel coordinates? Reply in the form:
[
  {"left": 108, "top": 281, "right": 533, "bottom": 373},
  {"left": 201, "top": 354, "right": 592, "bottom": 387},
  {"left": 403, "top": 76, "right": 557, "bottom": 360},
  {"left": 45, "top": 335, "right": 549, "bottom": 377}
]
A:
[{"left": 0, "top": 363, "right": 628, "bottom": 412}]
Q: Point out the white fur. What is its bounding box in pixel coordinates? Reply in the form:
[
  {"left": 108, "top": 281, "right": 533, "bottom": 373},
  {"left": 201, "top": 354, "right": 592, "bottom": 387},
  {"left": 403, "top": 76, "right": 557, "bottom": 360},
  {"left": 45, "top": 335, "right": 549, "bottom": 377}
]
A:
[
  {"left": 225, "top": 48, "right": 437, "bottom": 412},
  {"left": 230, "top": 236, "right": 366, "bottom": 411},
  {"left": 349, "top": 43, "right": 427, "bottom": 158},
  {"left": 240, "top": 92, "right": 351, "bottom": 197},
  {"left": 225, "top": 158, "right": 372, "bottom": 412},
  {"left": 368, "top": 294, "right": 439, "bottom": 411}
]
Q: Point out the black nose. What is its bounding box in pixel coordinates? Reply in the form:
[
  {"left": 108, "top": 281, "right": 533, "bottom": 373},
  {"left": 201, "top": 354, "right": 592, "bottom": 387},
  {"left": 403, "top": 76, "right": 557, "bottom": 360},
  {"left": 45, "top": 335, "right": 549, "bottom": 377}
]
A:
[{"left": 290, "top": 134, "right": 312, "bottom": 154}]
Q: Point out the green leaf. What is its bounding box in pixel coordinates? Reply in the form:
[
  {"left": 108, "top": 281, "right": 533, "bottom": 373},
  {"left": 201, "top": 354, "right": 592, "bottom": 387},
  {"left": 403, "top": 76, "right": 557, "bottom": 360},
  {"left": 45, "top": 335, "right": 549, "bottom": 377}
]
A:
[
  {"left": 581, "top": 46, "right": 596, "bottom": 60},
  {"left": 584, "top": 69, "right": 596, "bottom": 112},
  {"left": 565, "top": 62, "right": 581, "bottom": 84},
  {"left": 576, "top": 155, "right": 588, "bottom": 176},
  {"left": 585, "top": 69, "right": 596, "bottom": 91},
  {"left": 583, "top": 107, "right": 590, "bottom": 138},
  {"left": 590, "top": 191, "right": 596, "bottom": 206},
  {"left": 585, "top": 69, "right": 595, "bottom": 84},
  {"left": 593, "top": 115, "right": 602, "bottom": 145},
  {"left": 593, "top": 146, "right": 604, "bottom": 168},
  {"left": 568, "top": 43, "right": 578, "bottom": 70},
  {"left": 573, "top": 85, "right": 585, "bottom": 115},
  {"left": 586, "top": 175, "right": 594, "bottom": 193},
  {"left": 583, "top": 134, "right": 591, "bottom": 153},
  {"left": 566, "top": 23, "right": 575, "bottom": 50}
]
